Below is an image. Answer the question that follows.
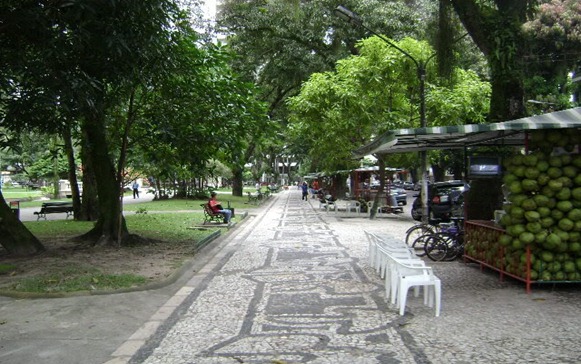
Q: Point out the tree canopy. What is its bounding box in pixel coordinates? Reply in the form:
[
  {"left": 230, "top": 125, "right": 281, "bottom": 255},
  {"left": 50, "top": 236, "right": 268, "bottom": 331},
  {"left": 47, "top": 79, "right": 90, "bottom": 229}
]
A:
[
  {"left": 0, "top": 0, "right": 269, "bottom": 252},
  {"left": 287, "top": 35, "right": 490, "bottom": 173}
]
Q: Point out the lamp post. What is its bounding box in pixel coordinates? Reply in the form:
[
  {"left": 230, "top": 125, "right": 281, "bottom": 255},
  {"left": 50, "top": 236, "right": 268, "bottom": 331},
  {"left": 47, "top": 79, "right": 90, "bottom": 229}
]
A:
[{"left": 335, "top": 5, "right": 432, "bottom": 222}]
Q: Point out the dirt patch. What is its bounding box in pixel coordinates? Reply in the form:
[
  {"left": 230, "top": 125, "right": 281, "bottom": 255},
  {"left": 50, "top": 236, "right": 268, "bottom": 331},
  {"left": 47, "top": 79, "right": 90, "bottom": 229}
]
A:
[{"left": 0, "top": 237, "right": 197, "bottom": 292}]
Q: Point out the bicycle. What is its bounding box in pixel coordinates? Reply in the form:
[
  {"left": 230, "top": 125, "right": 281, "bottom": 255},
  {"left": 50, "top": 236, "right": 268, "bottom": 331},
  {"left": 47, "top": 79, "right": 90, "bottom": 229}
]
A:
[
  {"left": 422, "top": 217, "right": 465, "bottom": 262},
  {"left": 404, "top": 218, "right": 443, "bottom": 257}
]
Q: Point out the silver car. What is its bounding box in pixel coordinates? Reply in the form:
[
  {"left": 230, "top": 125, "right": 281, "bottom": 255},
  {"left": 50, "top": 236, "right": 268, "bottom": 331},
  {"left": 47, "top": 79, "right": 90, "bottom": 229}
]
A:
[{"left": 389, "top": 186, "right": 407, "bottom": 205}]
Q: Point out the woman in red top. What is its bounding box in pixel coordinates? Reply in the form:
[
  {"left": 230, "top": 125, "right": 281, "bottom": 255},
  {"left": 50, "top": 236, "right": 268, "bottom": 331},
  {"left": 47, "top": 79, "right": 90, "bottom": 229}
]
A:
[
  {"left": 312, "top": 179, "right": 320, "bottom": 197},
  {"left": 209, "top": 192, "right": 232, "bottom": 223}
]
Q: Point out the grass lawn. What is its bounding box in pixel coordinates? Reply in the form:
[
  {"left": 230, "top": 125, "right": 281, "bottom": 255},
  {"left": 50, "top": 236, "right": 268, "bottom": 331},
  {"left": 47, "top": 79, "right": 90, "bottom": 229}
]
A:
[
  {"left": 2, "top": 187, "right": 44, "bottom": 204},
  {"left": 0, "top": 193, "right": 269, "bottom": 295},
  {"left": 123, "top": 192, "right": 255, "bottom": 212},
  {"left": 23, "top": 212, "right": 215, "bottom": 242},
  {"left": 6, "top": 187, "right": 265, "bottom": 209}
]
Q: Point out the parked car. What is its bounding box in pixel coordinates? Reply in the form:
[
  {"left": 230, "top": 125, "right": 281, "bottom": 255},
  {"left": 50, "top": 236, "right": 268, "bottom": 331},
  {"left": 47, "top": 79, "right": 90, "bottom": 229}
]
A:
[
  {"left": 388, "top": 186, "right": 407, "bottom": 206},
  {"left": 402, "top": 181, "right": 414, "bottom": 190},
  {"left": 413, "top": 180, "right": 432, "bottom": 191},
  {"left": 411, "top": 180, "right": 467, "bottom": 221}
]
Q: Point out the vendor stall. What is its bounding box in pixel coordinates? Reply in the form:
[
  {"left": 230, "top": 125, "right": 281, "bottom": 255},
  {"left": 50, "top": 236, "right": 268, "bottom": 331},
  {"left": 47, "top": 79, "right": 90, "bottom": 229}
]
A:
[{"left": 353, "top": 108, "right": 581, "bottom": 292}]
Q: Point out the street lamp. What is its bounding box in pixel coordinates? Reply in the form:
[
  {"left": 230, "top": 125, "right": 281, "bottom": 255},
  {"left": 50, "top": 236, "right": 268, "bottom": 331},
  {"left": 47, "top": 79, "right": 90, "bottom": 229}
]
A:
[{"left": 335, "top": 5, "right": 432, "bottom": 222}]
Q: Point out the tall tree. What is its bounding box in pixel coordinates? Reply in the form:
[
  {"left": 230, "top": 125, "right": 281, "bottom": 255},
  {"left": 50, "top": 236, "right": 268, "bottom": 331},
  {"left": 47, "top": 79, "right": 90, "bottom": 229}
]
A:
[
  {"left": 522, "top": 0, "right": 581, "bottom": 109},
  {"left": 54, "top": 0, "right": 186, "bottom": 246},
  {"left": 0, "top": 1, "right": 62, "bottom": 253},
  {"left": 448, "top": 0, "right": 540, "bottom": 122},
  {"left": 131, "top": 31, "right": 270, "bottom": 198},
  {"left": 288, "top": 36, "right": 490, "bottom": 173},
  {"left": 0, "top": 0, "right": 187, "bottom": 246},
  {"left": 0, "top": 131, "right": 44, "bottom": 254},
  {"left": 217, "top": 0, "right": 435, "bottom": 177}
]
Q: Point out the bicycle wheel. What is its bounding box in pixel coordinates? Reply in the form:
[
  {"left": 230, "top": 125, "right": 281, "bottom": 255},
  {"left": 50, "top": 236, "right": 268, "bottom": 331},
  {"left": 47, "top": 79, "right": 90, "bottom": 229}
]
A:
[
  {"left": 432, "top": 232, "right": 459, "bottom": 261},
  {"left": 441, "top": 234, "right": 459, "bottom": 261},
  {"left": 410, "top": 234, "right": 430, "bottom": 257},
  {"left": 424, "top": 234, "right": 449, "bottom": 261},
  {"left": 405, "top": 224, "right": 435, "bottom": 247},
  {"left": 446, "top": 233, "right": 464, "bottom": 261}
]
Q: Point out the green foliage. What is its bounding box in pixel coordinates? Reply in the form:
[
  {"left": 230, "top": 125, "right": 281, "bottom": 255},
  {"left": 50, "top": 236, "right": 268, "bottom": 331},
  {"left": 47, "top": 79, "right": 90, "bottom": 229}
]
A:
[
  {"left": 0, "top": 264, "right": 17, "bottom": 275},
  {"left": 287, "top": 35, "right": 490, "bottom": 173},
  {"left": 135, "top": 207, "right": 148, "bottom": 215},
  {"left": 522, "top": 0, "right": 581, "bottom": 109},
  {"left": 25, "top": 150, "right": 69, "bottom": 181},
  {"left": 131, "top": 35, "right": 269, "bottom": 189},
  {"left": 217, "top": 0, "right": 437, "bottom": 177},
  {"left": 449, "top": 0, "right": 579, "bottom": 120},
  {"left": 6, "top": 266, "right": 147, "bottom": 293},
  {"left": 428, "top": 68, "right": 491, "bottom": 126}
]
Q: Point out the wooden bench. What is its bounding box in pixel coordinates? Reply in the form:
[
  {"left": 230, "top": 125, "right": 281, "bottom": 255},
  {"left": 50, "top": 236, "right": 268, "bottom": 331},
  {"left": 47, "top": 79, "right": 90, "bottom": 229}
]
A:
[
  {"left": 34, "top": 202, "right": 74, "bottom": 221},
  {"left": 200, "top": 203, "right": 226, "bottom": 224}
]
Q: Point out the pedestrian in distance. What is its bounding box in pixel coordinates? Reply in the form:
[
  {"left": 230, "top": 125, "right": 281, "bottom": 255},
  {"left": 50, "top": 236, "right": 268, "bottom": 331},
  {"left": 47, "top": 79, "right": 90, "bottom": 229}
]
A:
[
  {"left": 209, "top": 192, "right": 233, "bottom": 224},
  {"left": 132, "top": 181, "right": 140, "bottom": 199},
  {"left": 301, "top": 181, "right": 309, "bottom": 201}
]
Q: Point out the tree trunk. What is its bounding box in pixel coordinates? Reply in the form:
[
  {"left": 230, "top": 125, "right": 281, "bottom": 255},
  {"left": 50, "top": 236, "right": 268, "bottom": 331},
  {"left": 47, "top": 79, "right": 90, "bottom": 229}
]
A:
[
  {"left": 489, "top": 73, "right": 526, "bottom": 122},
  {"left": 450, "top": 0, "right": 528, "bottom": 122},
  {"left": 78, "top": 136, "right": 99, "bottom": 221},
  {"left": 369, "top": 157, "right": 388, "bottom": 219},
  {"left": 78, "top": 111, "right": 128, "bottom": 245},
  {"left": 63, "top": 126, "right": 82, "bottom": 219},
  {"left": 0, "top": 191, "right": 44, "bottom": 255},
  {"left": 231, "top": 166, "right": 244, "bottom": 197},
  {"left": 432, "top": 164, "right": 445, "bottom": 182}
]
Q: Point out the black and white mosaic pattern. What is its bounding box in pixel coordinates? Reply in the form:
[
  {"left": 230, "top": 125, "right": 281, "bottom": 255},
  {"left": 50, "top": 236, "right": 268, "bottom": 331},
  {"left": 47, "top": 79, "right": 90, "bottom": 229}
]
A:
[{"left": 129, "top": 190, "right": 581, "bottom": 364}]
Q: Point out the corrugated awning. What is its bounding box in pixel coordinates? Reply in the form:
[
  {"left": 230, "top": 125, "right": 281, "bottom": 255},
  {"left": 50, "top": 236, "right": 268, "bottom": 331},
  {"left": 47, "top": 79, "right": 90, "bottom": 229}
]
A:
[{"left": 353, "top": 107, "right": 581, "bottom": 158}]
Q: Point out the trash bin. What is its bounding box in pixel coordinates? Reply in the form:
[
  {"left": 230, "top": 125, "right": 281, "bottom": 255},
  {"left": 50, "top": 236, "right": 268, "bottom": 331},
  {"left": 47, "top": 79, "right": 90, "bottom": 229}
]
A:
[
  {"left": 10, "top": 201, "right": 20, "bottom": 220},
  {"left": 227, "top": 201, "right": 235, "bottom": 218}
]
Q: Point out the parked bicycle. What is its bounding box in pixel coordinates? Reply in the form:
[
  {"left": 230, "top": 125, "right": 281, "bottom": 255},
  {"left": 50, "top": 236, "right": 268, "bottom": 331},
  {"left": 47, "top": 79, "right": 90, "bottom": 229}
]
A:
[
  {"left": 404, "top": 218, "right": 445, "bottom": 257},
  {"left": 422, "top": 217, "right": 465, "bottom": 261}
]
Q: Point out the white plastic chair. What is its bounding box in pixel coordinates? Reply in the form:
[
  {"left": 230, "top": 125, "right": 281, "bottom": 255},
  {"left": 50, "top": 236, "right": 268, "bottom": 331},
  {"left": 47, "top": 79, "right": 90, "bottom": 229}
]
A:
[
  {"left": 365, "top": 231, "right": 383, "bottom": 267},
  {"left": 384, "top": 250, "right": 441, "bottom": 317},
  {"left": 324, "top": 195, "right": 337, "bottom": 213},
  {"left": 375, "top": 244, "right": 417, "bottom": 280},
  {"left": 346, "top": 200, "right": 361, "bottom": 213},
  {"left": 374, "top": 243, "right": 423, "bottom": 301},
  {"left": 365, "top": 231, "right": 416, "bottom": 278}
]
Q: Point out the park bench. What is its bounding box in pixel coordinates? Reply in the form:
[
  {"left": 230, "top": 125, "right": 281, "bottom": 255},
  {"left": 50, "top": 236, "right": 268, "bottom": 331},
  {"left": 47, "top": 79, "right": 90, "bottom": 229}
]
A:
[
  {"left": 246, "top": 192, "right": 261, "bottom": 205},
  {"left": 200, "top": 203, "right": 226, "bottom": 224},
  {"left": 34, "top": 202, "right": 74, "bottom": 221}
]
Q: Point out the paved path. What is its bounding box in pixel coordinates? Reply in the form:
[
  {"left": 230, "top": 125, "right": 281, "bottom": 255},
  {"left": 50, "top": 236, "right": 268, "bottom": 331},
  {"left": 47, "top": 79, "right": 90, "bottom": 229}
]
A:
[{"left": 106, "top": 189, "right": 581, "bottom": 364}]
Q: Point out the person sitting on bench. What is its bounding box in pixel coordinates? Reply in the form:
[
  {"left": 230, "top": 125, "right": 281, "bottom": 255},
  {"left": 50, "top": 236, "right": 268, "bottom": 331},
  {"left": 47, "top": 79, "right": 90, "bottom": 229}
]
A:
[{"left": 209, "top": 192, "right": 232, "bottom": 224}]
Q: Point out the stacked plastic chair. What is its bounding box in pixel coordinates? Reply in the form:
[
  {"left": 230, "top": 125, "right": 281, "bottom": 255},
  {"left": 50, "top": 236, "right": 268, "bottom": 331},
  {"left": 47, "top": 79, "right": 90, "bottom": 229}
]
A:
[{"left": 365, "top": 231, "right": 441, "bottom": 317}]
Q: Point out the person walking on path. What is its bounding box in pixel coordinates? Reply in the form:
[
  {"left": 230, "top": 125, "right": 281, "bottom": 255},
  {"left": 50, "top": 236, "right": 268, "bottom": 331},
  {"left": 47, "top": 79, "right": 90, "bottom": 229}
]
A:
[
  {"left": 301, "top": 181, "right": 309, "bottom": 200},
  {"left": 132, "top": 181, "right": 140, "bottom": 199}
]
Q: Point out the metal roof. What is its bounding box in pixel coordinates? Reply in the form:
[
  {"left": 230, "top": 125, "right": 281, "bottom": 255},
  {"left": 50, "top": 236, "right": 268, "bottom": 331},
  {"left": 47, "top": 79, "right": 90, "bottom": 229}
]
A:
[{"left": 353, "top": 107, "right": 581, "bottom": 157}]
